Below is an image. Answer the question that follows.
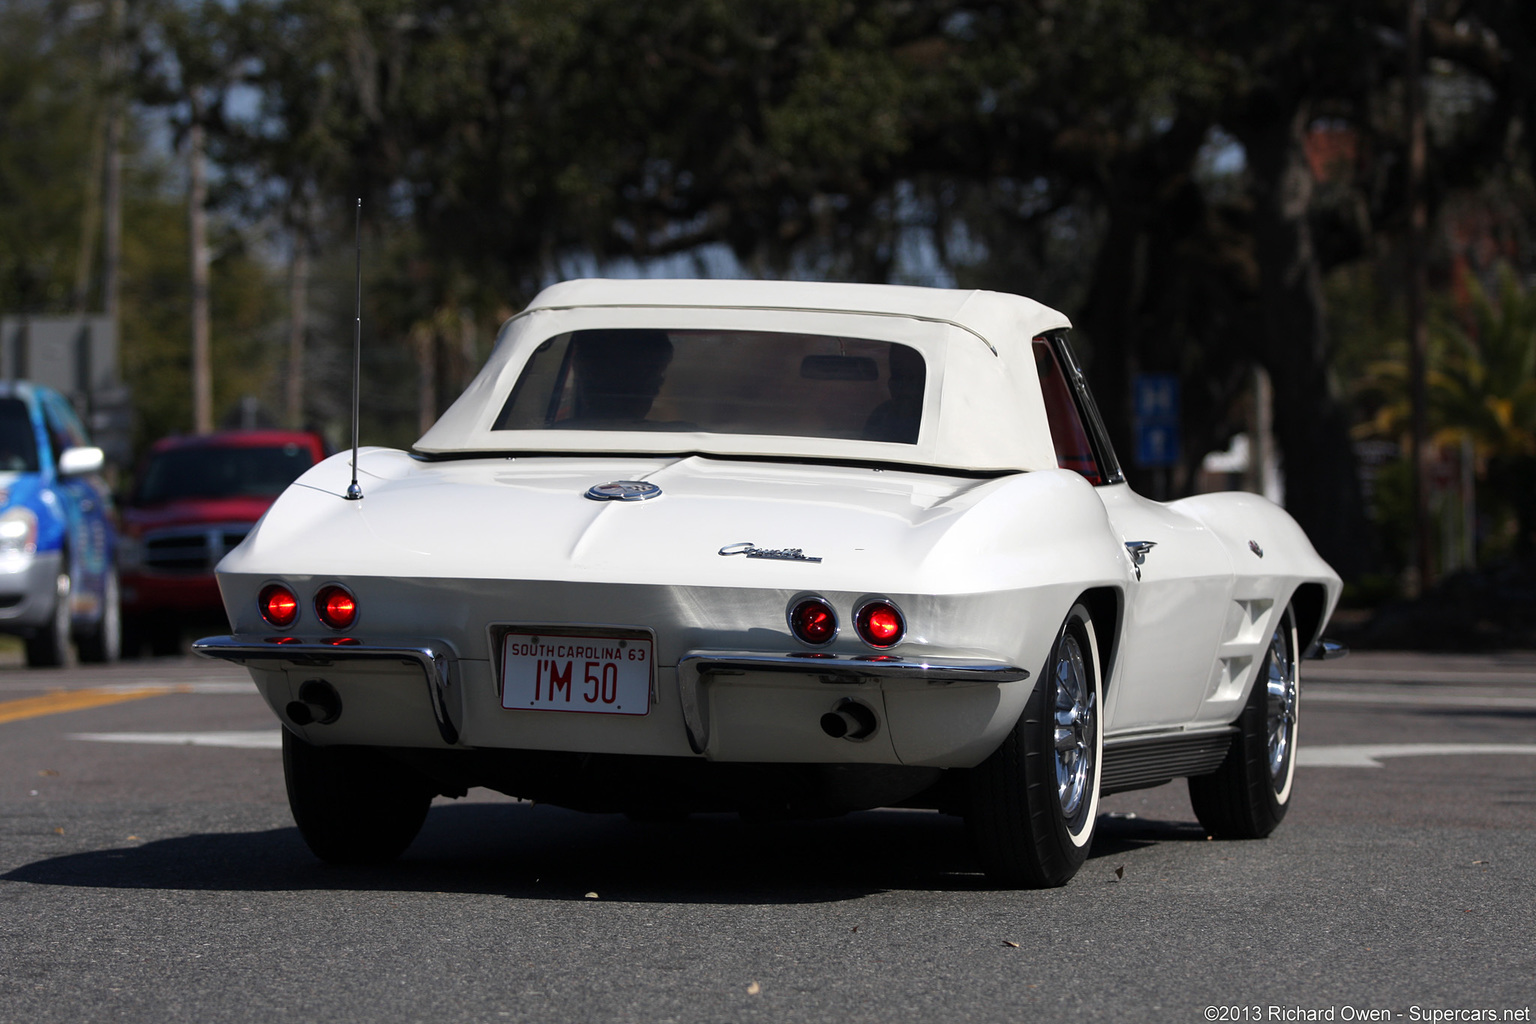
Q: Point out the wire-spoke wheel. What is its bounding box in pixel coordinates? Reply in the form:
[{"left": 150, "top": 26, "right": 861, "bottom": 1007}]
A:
[
  {"left": 966, "top": 601, "right": 1101, "bottom": 887},
  {"left": 1189, "top": 602, "right": 1300, "bottom": 838},
  {"left": 1052, "top": 627, "right": 1096, "bottom": 833},
  {"left": 1264, "top": 612, "right": 1299, "bottom": 801}
]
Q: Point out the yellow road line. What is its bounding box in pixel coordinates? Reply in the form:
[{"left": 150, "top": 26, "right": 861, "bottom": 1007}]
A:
[{"left": 0, "top": 687, "right": 174, "bottom": 725}]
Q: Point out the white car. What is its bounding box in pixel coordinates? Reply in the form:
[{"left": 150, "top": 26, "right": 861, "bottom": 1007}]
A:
[{"left": 196, "top": 278, "right": 1343, "bottom": 887}]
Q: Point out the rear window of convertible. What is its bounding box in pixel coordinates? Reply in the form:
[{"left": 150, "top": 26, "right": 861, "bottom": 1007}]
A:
[{"left": 492, "top": 329, "right": 926, "bottom": 444}]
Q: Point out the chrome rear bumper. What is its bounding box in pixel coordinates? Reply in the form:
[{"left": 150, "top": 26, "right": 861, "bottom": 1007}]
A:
[
  {"left": 192, "top": 635, "right": 461, "bottom": 744},
  {"left": 676, "top": 649, "right": 1029, "bottom": 755},
  {"left": 195, "top": 635, "right": 1029, "bottom": 759}
]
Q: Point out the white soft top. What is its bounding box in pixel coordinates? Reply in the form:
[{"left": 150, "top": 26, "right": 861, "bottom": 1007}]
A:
[{"left": 416, "top": 278, "right": 1072, "bottom": 472}]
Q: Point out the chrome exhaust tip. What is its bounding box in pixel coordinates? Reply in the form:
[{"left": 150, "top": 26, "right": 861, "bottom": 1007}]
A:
[
  {"left": 285, "top": 678, "right": 342, "bottom": 726},
  {"left": 820, "top": 698, "right": 877, "bottom": 740}
]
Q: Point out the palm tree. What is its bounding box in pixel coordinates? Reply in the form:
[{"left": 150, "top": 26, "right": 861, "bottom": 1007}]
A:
[{"left": 1358, "top": 264, "right": 1536, "bottom": 562}]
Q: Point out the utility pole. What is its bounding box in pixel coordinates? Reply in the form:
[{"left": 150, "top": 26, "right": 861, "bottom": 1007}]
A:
[
  {"left": 72, "top": 114, "right": 105, "bottom": 313},
  {"left": 1406, "top": 0, "right": 1432, "bottom": 595}
]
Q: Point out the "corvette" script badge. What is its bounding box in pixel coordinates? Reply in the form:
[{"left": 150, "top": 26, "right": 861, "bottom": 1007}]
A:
[{"left": 718, "top": 541, "right": 823, "bottom": 563}]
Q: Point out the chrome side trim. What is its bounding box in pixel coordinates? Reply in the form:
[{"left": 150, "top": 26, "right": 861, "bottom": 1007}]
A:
[
  {"left": 192, "top": 635, "right": 461, "bottom": 745},
  {"left": 680, "top": 650, "right": 1030, "bottom": 683},
  {"left": 675, "top": 649, "right": 1029, "bottom": 756},
  {"left": 1303, "top": 638, "right": 1349, "bottom": 661}
]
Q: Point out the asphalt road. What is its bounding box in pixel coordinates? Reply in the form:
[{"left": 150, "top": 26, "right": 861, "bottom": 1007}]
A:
[{"left": 1, "top": 648, "right": 1533, "bottom": 1024}]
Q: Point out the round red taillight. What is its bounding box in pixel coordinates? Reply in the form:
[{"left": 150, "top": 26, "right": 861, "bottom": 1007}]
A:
[
  {"left": 855, "top": 600, "right": 905, "bottom": 648},
  {"left": 259, "top": 584, "right": 299, "bottom": 628},
  {"left": 315, "top": 585, "right": 357, "bottom": 630},
  {"left": 789, "top": 597, "right": 838, "bottom": 646}
]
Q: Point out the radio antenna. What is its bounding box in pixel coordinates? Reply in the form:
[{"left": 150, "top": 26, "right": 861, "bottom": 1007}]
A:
[{"left": 345, "top": 197, "right": 363, "bottom": 501}]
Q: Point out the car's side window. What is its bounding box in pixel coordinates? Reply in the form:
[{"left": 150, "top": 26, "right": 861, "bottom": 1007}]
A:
[
  {"left": 41, "top": 400, "right": 67, "bottom": 465},
  {"left": 1033, "top": 338, "right": 1102, "bottom": 485},
  {"left": 39, "top": 394, "right": 86, "bottom": 466},
  {"left": 55, "top": 398, "right": 89, "bottom": 448}
]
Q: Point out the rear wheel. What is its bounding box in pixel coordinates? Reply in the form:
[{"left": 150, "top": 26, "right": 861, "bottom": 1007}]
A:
[
  {"left": 283, "top": 730, "right": 434, "bottom": 864},
  {"left": 24, "top": 571, "right": 72, "bottom": 668},
  {"left": 1188, "top": 602, "right": 1299, "bottom": 838},
  {"left": 966, "top": 602, "right": 1102, "bottom": 887}
]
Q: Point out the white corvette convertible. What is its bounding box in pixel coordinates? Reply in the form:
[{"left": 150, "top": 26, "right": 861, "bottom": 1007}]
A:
[{"left": 196, "top": 278, "right": 1343, "bottom": 887}]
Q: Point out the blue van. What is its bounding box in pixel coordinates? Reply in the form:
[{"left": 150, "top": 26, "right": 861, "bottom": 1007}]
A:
[{"left": 0, "top": 382, "right": 119, "bottom": 665}]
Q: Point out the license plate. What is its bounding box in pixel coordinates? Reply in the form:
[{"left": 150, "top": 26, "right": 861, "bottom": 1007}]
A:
[{"left": 501, "top": 633, "right": 652, "bottom": 716}]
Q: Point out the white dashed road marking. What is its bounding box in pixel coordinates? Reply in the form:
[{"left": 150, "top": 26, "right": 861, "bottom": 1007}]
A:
[
  {"left": 1299, "top": 743, "right": 1536, "bottom": 768},
  {"left": 1304, "top": 688, "right": 1536, "bottom": 710},
  {"left": 91, "top": 682, "right": 259, "bottom": 695},
  {"left": 69, "top": 730, "right": 282, "bottom": 749}
]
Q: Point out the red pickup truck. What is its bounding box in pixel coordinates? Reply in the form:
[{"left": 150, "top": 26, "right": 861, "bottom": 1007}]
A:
[{"left": 118, "top": 430, "right": 328, "bottom": 655}]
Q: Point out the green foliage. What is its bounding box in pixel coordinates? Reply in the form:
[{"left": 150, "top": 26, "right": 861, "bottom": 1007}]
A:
[
  {"left": 0, "top": 1, "right": 101, "bottom": 312},
  {"left": 1433, "top": 266, "right": 1536, "bottom": 458},
  {"left": 1358, "top": 265, "right": 1536, "bottom": 458},
  {"left": 114, "top": 161, "right": 281, "bottom": 451},
  {"left": 1355, "top": 264, "right": 1536, "bottom": 561},
  {"left": 7, "top": 0, "right": 1536, "bottom": 594},
  {"left": 1435, "top": 268, "right": 1536, "bottom": 555},
  {"left": 0, "top": 0, "right": 286, "bottom": 456}
]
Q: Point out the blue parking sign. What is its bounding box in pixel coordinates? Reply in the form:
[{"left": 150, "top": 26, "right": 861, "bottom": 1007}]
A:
[
  {"left": 1133, "top": 373, "right": 1180, "bottom": 468},
  {"left": 1135, "top": 375, "right": 1179, "bottom": 420},
  {"left": 1136, "top": 422, "right": 1181, "bottom": 467}
]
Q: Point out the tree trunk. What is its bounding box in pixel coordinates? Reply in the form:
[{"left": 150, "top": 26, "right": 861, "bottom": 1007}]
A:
[
  {"left": 286, "top": 245, "right": 309, "bottom": 428},
  {"left": 102, "top": 99, "right": 122, "bottom": 326},
  {"left": 414, "top": 321, "right": 436, "bottom": 436},
  {"left": 1406, "top": 0, "right": 1433, "bottom": 593},
  {"left": 1070, "top": 118, "right": 1213, "bottom": 498},
  {"left": 1074, "top": 203, "right": 1147, "bottom": 489},
  {"left": 1240, "top": 105, "right": 1373, "bottom": 581},
  {"left": 189, "top": 115, "right": 213, "bottom": 434},
  {"left": 100, "top": 0, "right": 125, "bottom": 327}
]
